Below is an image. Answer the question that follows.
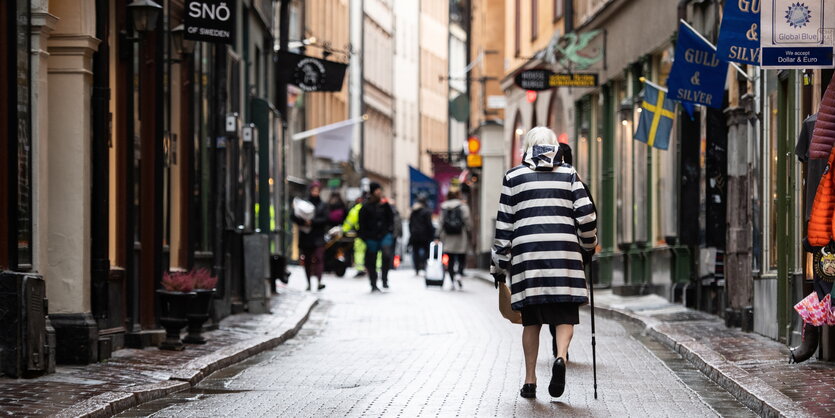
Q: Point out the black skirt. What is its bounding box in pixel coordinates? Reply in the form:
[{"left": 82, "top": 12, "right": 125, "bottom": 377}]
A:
[{"left": 521, "top": 303, "right": 580, "bottom": 326}]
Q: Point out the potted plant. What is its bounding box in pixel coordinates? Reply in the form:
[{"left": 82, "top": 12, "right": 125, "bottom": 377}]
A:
[
  {"left": 157, "top": 272, "right": 196, "bottom": 350},
  {"left": 183, "top": 268, "right": 218, "bottom": 344}
]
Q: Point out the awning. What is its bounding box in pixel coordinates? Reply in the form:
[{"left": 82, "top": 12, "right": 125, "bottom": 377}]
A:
[{"left": 291, "top": 116, "right": 366, "bottom": 141}]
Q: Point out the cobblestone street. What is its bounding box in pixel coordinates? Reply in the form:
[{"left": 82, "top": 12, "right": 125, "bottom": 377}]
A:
[{"left": 119, "top": 268, "right": 756, "bottom": 417}]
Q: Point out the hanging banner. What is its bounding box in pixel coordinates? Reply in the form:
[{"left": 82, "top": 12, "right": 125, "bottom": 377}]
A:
[
  {"left": 667, "top": 21, "right": 729, "bottom": 109},
  {"left": 716, "top": 0, "right": 761, "bottom": 65},
  {"left": 761, "top": 0, "right": 835, "bottom": 68},
  {"left": 185, "top": 0, "right": 236, "bottom": 44},
  {"left": 277, "top": 51, "right": 348, "bottom": 92},
  {"left": 409, "top": 166, "right": 439, "bottom": 212},
  {"left": 313, "top": 124, "right": 353, "bottom": 162}
]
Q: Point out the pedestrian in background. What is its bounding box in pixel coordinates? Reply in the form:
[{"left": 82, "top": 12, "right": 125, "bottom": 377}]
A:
[
  {"left": 342, "top": 195, "right": 367, "bottom": 277},
  {"left": 491, "top": 127, "right": 597, "bottom": 399},
  {"left": 437, "top": 189, "right": 471, "bottom": 290},
  {"left": 387, "top": 198, "right": 403, "bottom": 269},
  {"left": 326, "top": 193, "right": 347, "bottom": 228},
  {"left": 359, "top": 183, "right": 395, "bottom": 291},
  {"left": 291, "top": 181, "right": 330, "bottom": 291},
  {"left": 409, "top": 195, "right": 434, "bottom": 276}
]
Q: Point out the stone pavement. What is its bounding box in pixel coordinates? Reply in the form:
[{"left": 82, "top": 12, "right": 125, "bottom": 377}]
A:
[
  {"left": 471, "top": 270, "right": 833, "bottom": 418},
  {"left": 120, "top": 268, "right": 756, "bottom": 417},
  {"left": 0, "top": 287, "right": 316, "bottom": 417}
]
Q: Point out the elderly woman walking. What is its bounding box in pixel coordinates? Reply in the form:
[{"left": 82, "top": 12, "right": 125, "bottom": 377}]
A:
[{"left": 491, "top": 127, "right": 597, "bottom": 399}]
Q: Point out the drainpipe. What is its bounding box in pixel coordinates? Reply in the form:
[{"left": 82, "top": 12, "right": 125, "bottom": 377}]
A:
[{"left": 276, "top": 0, "right": 290, "bottom": 256}]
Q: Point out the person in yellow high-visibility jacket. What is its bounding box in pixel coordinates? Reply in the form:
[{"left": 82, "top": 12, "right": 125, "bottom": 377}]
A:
[{"left": 343, "top": 199, "right": 381, "bottom": 276}]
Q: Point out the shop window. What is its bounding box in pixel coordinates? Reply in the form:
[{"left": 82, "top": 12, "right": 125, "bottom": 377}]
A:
[
  {"left": 515, "top": 0, "right": 520, "bottom": 56},
  {"left": 765, "top": 71, "right": 780, "bottom": 271},
  {"left": 531, "top": 0, "right": 538, "bottom": 41},
  {"left": 616, "top": 82, "right": 633, "bottom": 247},
  {"left": 512, "top": 112, "right": 524, "bottom": 167},
  {"left": 553, "top": 0, "right": 564, "bottom": 21}
]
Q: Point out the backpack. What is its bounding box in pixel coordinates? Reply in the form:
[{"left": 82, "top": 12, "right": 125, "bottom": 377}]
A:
[
  {"left": 442, "top": 205, "right": 464, "bottom": 234},
  {"left": 409, "top": 207, "right": 433, "bottom": 242}
]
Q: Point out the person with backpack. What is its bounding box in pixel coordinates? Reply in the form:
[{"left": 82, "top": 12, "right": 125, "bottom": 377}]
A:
[
  {"left": 437, "top": 189, "right": 471, "bottom": 290},
  {"left": 409, "top": 195, "right": 435, "bottom": 276},
  {"left": 358, "top": 182, "right": 395, "bottom": 291}
]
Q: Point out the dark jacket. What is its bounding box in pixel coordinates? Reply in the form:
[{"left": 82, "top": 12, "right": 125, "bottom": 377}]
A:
[
  {"left": 358, "top": 199, "right": 394, "bottom": 241},
  {"left": 291, "top": 196, "right": 329, "bottom": 249},
  {"left": 409, "top": 204, "right": 434, "bottom": 244}
]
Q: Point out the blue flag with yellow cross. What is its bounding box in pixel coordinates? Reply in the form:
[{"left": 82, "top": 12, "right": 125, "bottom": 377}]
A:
[{"left": 634, "top": 79, "right": 675, "bottom": 150}]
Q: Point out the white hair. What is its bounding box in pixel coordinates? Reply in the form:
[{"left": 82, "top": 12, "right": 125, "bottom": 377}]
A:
[{"left": 522, "top": 126, "right": 558, "bottom": 154}]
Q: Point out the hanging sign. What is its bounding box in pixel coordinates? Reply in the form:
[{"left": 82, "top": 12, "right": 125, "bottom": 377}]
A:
[
  {"left": 514, "top": 70, "right": 598, "bottom": 90},
  {"left": 184, "top": 0, "right": 236, "bottom": 44},
  {"left": 761, "top": 0, "right": 835, "bottom": 68},
  {"left": 716, "top": 0, "right": 761, "bottom": 65},
  {"left": 277, "top": 51, "right": 348, "bottom": 92},
  {"left": 667, "top": 21, "right": 729, "bottom": 109}
]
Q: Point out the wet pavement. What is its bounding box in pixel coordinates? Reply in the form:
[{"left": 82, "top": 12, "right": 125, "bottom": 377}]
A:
[
  {"left": 120, "top": 268, "right": 756, "bottom": 417},
  {"left": 586, "top": 290, "right": 835, "bottom": 417},
  {"left": 0, "top": 287, "right": 316, "bottom": 417}
]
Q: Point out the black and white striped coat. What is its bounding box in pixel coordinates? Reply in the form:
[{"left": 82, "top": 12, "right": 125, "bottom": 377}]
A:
[{"left": 491, "top": 144, "right": 598, "bottom": 310}]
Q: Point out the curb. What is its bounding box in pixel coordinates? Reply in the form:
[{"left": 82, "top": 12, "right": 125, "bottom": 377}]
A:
[
  {"left": 468, "top": 271, "right": 812, "bottom": 418},
  {"left": 55, "top": 294, "right": 318, "bottom": 418}
]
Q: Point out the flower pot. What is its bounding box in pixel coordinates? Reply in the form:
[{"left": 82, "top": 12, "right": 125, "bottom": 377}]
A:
[
  {"left": 156, "top": 289, "right": 196, "bottom": 350},
  {"left": 183, "top": 288, "right": 215, "bottom": 344}
]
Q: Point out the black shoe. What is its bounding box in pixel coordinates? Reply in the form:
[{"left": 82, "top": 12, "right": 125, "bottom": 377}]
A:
[
  {"left": 371, "top": 286, "right": 381, "bottom": 292},
  {"left": 549, "top": 358, "right": 566, "bottom": 397},
  {"left": 382, "top": 281, "right": 389, "bottom": 289},
  {"left": 317, "top": 283, "right": 326, "bottom": 291},
  {"left": 355, "top": 271, "right": 367, "bottom": 278},
  {"left": 457, "top": 279, "right": 462, "bottom": 289},
  {"left": 520, "top": 383, "right": 536, "bottom": 398},
  {"left": 305, "top": 284, "right": 311, "bottom": 292}
]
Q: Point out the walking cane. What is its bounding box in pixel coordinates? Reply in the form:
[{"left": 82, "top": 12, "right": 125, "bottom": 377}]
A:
[{"left": 589, "top": 254, "right": 598, "bottom": 400}]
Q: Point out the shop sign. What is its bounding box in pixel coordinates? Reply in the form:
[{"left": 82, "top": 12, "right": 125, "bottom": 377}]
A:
[
  {"left": 185, "top": 0, "right": 236, "bottom": 44},
  {"left": 514, "top": 70, "right": 598, "bottom": 90},
  {"left": 716, "top": 0, "right": 761, "bottom": 65},
  {"left": 487, "top": 95, "right": 506, "bottom": 109},
  {"left": 667, "top": 22, "right": 728, "bottom": 109},
  {"left": 761, "top": 0, "right": 835, "bottom": 68},
  {"left": 278, "top": 51, "right": 348, "bottom": 92}
]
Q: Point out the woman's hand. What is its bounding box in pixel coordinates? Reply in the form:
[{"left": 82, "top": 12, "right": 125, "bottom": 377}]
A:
[{"left": 491, "top": 271, "right": 506, "bottom": 289}]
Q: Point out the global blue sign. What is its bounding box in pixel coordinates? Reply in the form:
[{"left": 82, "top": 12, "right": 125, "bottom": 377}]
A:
[
  {"left": 761, "top": 0, "right": 834, "bottom": 69},
  {"left": 761, "top": 46, "right": 833, "bottom": 66},
  {"left": 717, "top": 0, "right": 761, "bottom": 65},
  {"left": 667, "top": 22, "right": 729, "bottom": 109}
]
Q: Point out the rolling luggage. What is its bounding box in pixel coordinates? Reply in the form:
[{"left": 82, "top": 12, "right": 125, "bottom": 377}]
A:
[{"left": 425, "top": 241, "right": 445, "bottom": 287}]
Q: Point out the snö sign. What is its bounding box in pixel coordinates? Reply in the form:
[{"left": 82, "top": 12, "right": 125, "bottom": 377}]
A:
[{"left": 185, "top": 0, "right": 235, "bottom": 44}]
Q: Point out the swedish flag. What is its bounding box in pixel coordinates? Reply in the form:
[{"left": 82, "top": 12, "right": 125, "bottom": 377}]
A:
[{"left": 634, "top": 79, "right": 676, "bottom": 150}]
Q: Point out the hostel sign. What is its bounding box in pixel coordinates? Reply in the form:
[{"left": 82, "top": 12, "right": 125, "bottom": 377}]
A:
[
  {"left": 185, "top": 0, "right": 235, "bottom": 44},
  {"left": 761, "top": 0, "right": 835, "bottom": 68}
]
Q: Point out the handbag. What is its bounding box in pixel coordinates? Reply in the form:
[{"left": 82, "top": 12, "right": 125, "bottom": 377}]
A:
[
  {"left": 794, "top": 292, "right": 835, "bottom": 326},
  {"left": 498, "top": 282, "right": 522, "bottom": 324}
]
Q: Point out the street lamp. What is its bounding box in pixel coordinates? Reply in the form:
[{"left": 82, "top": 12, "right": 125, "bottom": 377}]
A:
[
  {"left": 171, "top": 24, "right": 196, "bottom": 55},
  {"left": 128, "top": 0, "right": 163, "bottom": 33}
]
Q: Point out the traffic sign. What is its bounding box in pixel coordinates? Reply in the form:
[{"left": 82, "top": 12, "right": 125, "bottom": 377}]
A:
[{"left": 466, "top": 154, "right": 482, "bottom": 168}]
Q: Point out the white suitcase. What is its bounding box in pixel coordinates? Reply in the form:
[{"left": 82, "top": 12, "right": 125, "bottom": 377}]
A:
[{"left": 425, "top": 241, "right": 446, "bottom": 286}]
